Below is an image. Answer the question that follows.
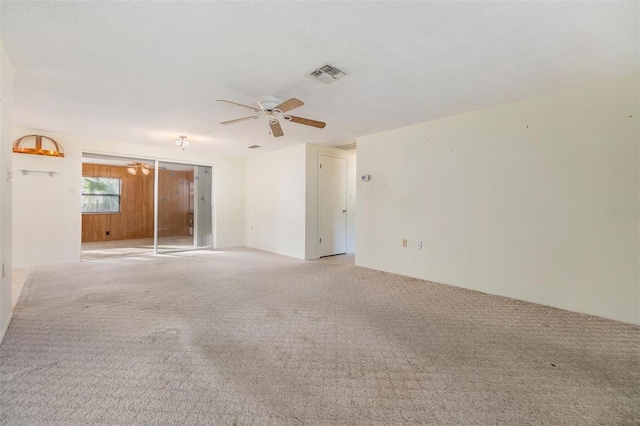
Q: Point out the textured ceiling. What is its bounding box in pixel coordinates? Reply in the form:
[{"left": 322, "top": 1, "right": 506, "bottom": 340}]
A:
[{"left": 2, "top": 1, "right": 638, "bottom": 158}]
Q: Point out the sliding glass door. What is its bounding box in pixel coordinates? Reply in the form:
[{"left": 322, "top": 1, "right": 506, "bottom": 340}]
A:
[
  {"left": 155, "top": 162, "right": 212, "bottom": 254},
  {"left": 80, "top": 153, "right": 212, "bottom": 259}
]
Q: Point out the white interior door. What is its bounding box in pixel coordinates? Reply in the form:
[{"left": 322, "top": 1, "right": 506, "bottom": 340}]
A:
[{"left": 319, "top": 155, "right": 347, "bottom": 257}]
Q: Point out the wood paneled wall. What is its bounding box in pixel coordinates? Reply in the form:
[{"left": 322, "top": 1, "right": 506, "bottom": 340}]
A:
[
  {"left": 82, "top": 164, "right": 155, "bottom": 242},
  {"left": 81, "top": 164, "right": 194, "bottom": 242},
  {"left": 157, "top": 169, "right": 194, "bottom": 238}
]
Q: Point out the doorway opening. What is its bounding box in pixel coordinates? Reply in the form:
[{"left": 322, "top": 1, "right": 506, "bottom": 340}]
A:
[
  {"left": 81, "top": 154, "right": 213, "bottom": 260},
  {"left": 81, "top": 154, "right": 155, "bottom": 260}
]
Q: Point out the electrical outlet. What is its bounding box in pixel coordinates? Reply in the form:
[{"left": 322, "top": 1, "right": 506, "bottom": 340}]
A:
[
  {"left": 416, "top": 241, "right": 422, "bottom": 250},
  {"left": 402, "top": 239, "right": 407, "bottom": 248}
]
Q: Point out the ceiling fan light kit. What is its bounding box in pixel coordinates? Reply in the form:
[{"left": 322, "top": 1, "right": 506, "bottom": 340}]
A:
[
  {"left": 127, "top": 162, "right": 152, "bottom": 176},
  {"left": 217, "top": 96, "right": 326, "bottom": 138}
]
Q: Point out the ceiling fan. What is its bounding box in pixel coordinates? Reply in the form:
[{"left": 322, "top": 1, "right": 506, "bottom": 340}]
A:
[{"left": 217, "top": 96, "right": 326, "bottom": 137}]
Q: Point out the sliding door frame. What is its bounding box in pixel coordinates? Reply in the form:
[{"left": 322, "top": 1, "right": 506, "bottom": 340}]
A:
[
  {"left": 81, "top": 151, "right": 214, "bottom": 256},
  {"left": 153, "top": 159, "right": 159, "bottom": 254}
]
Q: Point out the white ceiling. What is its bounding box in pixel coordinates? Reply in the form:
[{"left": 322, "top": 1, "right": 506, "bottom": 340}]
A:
[{"left": 2, "top": 1, "right": 638, "bottom": 158}]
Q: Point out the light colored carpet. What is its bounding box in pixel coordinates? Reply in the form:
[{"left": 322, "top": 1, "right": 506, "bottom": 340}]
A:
[
  {"left": 82, "top": 235, "right": 195, "bottom": 260},
  {"left": 1, "top": 248, "right": 638, "bottom": 425},
  {"left": 317, "top": 253, "right": 355, "bottom": 266},
  {"left": 11, "top": 269, "right": 30, "bottom": 309}
]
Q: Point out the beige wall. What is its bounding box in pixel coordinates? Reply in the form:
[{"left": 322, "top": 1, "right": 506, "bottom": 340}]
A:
[
  {"left": 356, "top": 73, "right": 640, "bottom": 324},
  {"left": 244, "top": 143, "right": 357, "bottom": 260},
  {"left": 245, "top": 144, "right": 307, "bottom": 259},
  {"left": 0, "top": 42, "right": 14, "bottom": 342}
]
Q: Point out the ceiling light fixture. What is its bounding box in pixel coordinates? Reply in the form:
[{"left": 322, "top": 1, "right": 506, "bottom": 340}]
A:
[
  {"left": 127, "top": 162, "right": 151, "bottom": 176},
  {"left": 175, "top": 135, "right": 189, "bottom": 151}
]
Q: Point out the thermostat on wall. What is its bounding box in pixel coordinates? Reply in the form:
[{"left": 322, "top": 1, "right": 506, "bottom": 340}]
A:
[{"left": 361, "top": 175, "right": 370, "bottom": 182}]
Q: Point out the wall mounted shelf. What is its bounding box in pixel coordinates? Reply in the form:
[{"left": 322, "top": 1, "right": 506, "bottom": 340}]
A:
[
  {"left": 18, "top": 169, "right": 57, "bottom": 177},
  {"left": 13, "top": 135, "right": 65, "bottom": 157}
]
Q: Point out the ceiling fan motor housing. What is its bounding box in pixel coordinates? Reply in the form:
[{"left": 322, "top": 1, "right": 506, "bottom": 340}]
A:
[{"left": 257, "top": 96, "right": 283, "bottom": 112}]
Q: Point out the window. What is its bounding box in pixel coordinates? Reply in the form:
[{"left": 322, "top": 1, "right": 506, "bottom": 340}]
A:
[{"left": 82, "top": 177, "right": 121, "bottom": 213}]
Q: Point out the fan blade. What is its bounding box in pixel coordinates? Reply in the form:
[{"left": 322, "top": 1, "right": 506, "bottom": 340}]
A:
[
  {"left": 217, "top": 99, "right": 261, "bottom": 112},
  {"left": 275, "top": 98, "right": 304, "bottom": 113},
  {"left": 269, "top": 120, "right": 284, "bottom": 137},
  {"left": 220, "top": 116, "right": 259, "bottom": 125},
  {"left": 286, "top": 115, "right": 326, "bottom": 129}
]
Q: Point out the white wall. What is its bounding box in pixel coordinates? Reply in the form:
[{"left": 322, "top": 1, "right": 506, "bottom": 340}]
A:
[
  {"left": 244, "top": 143, "right": 357, "bottom": 260},
  {"left": 356, "top": 73, "right": 640, "bottom": 325},
  {"left": 245, "top": 144, "right": 307, "bottom": 258},
  {"left": 12, "top": 128, "right": 245, "bottom": 268},
  {"left": 305, "top": 144, "right": 356, "bottom": 259},
  {"left": 0, "top": 42, "right": 14, "bottom": 342}
]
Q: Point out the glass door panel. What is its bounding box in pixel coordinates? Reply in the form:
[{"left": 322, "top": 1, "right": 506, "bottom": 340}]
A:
[
  {"left": 156, "top": 162, "right": 200, "bottom": 253},
  {"left": 193, "top": 166, "right": 213, "bottom": 248}
]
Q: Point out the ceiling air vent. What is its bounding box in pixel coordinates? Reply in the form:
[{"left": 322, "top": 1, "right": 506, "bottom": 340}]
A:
[
  {"left": 308, "top": 64, "right": 347, "bottom": 84},
  {"left": 335, "top": 142, "right": 357, "bottom": 151},
  {"left": 248, "top": 145, "right": 261, "bottom": 149}
]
